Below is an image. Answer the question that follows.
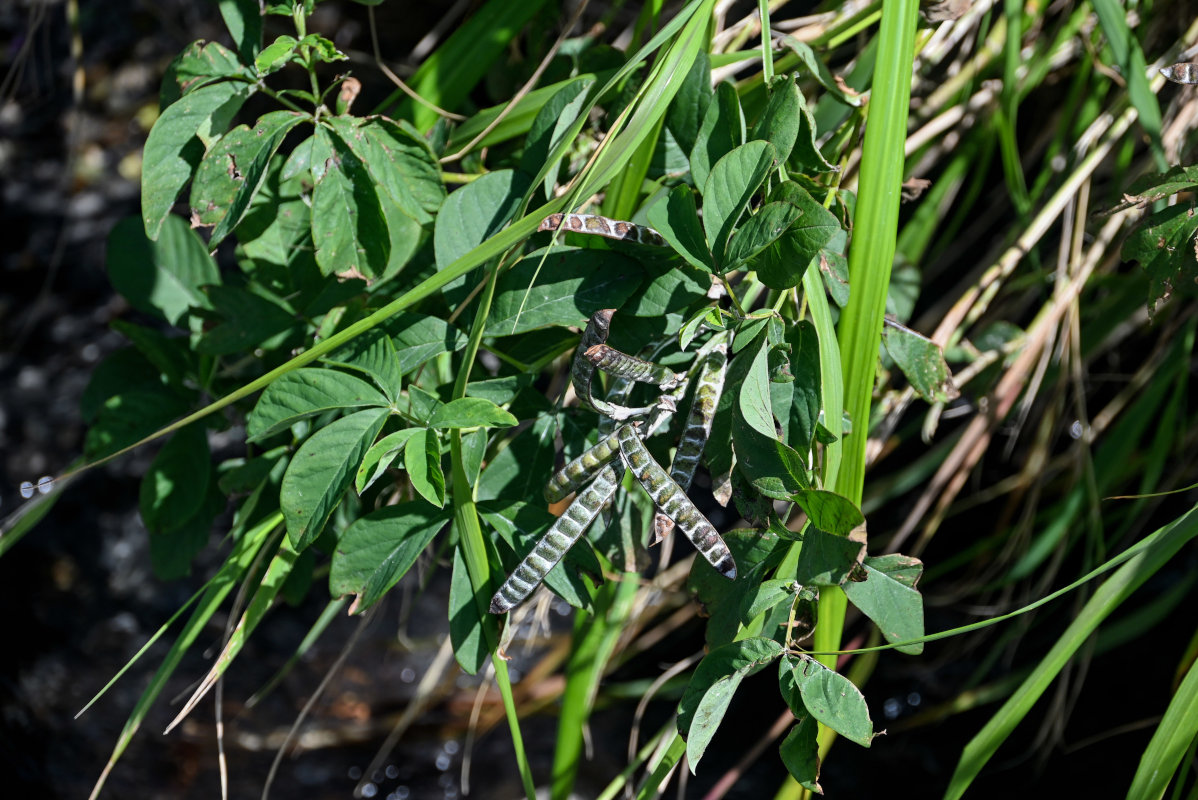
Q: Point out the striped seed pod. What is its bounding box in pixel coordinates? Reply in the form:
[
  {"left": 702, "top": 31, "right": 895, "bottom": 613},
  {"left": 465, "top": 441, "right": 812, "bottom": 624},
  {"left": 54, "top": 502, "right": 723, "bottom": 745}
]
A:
[
  {"left": 490, "top": 462, "right": 622, "bottom": 614},
  {"left": 585, "top": 344, "right": 685, "bottom": 389},
  {"left": 538, "top": 213, "right": 667, "bottom": 247},
  {"left": 616, "top": 425, "right": 736, "bottom": 579},
  {"left": 572, "top": 309, "right": 616, "bottom": 416},
  {"left": 544, "top": 427, "right": 623, "bottom": 503},
  {"left": 654, "top": 342, "right": 729, "bottom": 542}
]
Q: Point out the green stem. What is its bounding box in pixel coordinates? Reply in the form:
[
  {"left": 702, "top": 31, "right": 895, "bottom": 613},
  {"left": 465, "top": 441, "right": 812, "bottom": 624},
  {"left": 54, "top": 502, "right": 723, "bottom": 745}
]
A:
[
  {"left": 551, "top": 572, "right": 641, "bottom": 800},
  {"left": 635, "top": 732, "right": 686, "bottom": 799},
  {"left": 449, "top": 266, "right": 537, "bottom": 800}
]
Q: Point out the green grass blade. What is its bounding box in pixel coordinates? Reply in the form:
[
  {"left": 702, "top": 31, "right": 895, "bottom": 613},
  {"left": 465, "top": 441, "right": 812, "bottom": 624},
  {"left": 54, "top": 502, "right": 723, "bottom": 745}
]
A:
[
  {"left": 635, "top": 732, "right": 687, "bottom": 799},
  {"left": 1090, "top": 0, "right": 1166, "bottom": 169},
  {"left": 834, "top": 0, "right": 918, "bottom": 508},
  {"left": 1125, "top": 638, "right": 1198, "bottom": 798},
  {"left": 944, "top": 502, "right": 1198, "bottom": 799},
  {"left": 448, "top": 266, "right": 537, "bottom": 800},
  {"left": 392, "top": 0, "right": 553, "bottom": 131},
  {"left": 88, "top": 512, "right": 280, "bottom": 800},
  {"left": 552, "top": 574, "right": 641, "bottom": 800}
]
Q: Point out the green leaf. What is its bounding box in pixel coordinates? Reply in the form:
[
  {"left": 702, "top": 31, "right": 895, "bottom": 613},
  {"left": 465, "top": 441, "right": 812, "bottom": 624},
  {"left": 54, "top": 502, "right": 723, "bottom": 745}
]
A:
[
  {"left": 106, "top": 326, "right": 189, "bottom": 394},
  {"left": 751, "top": 181, "right": 841, "bottom": 290},
  {"left": 739, "top": 579, "right": 795, "bottom": 625},
  {"left": 329, "top": 502, "right": 448, "bottom": 613},
  {"left": 254, "top": 34, "right": 299, "bottom": 76},
  {"left": 298, "top": 33, "right": 346, "bottom": 64},
  {"left": 645, "top": 184, "right": 714, "bottom": 272},
  {"left": 1116, "top": 164, "right": 1198, "bottom": 207},
  {"left": 355, "top": 428, "right": 421, "bottom": 493},
  {"left": 819, "top": 231, "right": 851, "bottom": 307},
  {"left": 732, "top": 338, "right": 807, "bottom": 497},
  {"left": 663, "top": 50, "right": 711, "bottom": 158},
  {"left": 521, "top": 77, "right": 595, "bottom": 197},
  {"left": 428, "top": 398, "right": 517, "bottom": 429},
  {"left": 236, "top": 166, "right": 312, "bottom": 269},
  {"left": 790, "top": 656, "right": 876, "bottom": 747},
  {"left": 386, "top": 311, "right": 470, "bottom": 374},
  {"left": 404, "top": 427, "right": 446, "bottom": 508},
  {"left": 328, "top": 116, "right": 443, "bottom": 225},
  {"left": 778, "top": 715, "right": 822, "bottom": 793},
  {"left": 161, "top": 40, "right": 245, "bottom": 105},
  {"left": 149, "top": 481, "right": 222, "bottom": 580},
  {"left": 881, "top": 320, "right": 959, "bottom": 403},
  {"left": 80, "top": 348, "right": 162, "bottom": 423},
  {"left": 189, "top": 111, "right": 306, "bottom": 247},
  {"left": 724, "top": 200, "right": 806, "bottom": 270},
  {"left": 752, "top": 75, "right": 802, "bottom": 164},
  {"left": 142, "top": 80, "right": 251, "bottom": 240},
  {"left": 139, "top": 423, "right": 211, "bottom": 534},
  {"left": 1121, "top": 203, "right": 1198, "bottom": 317},
  {"left": 218, "top": 0, "right": 262, "bottom": 63},
  {"left": 786, "top": 320, "right": 821, "bottom": 454},
  {"left": 690, "top": 80, "right": 743, "bottom": 190},
  {"left": 434, "top": 168, "right": 529, "bottom": 302},
  {"left": 194, "top": 284, "right": 297, "bottom": 355},
  {"left": 678, "top": 637, "right": 785, "bottom": 770},
  {"left": 485, "top": 247, "right": 642, "bottom": 336},
  {"left": 247, "top": 368, "right": 389, "bottom": 442},
  {"left": 842, "top": 555, "right": 925, "bottom": 655},
  {"left": 703, "top": 140, "right": 776, "bottom": 268},
  {"left": 792, "top": 489, "right": 864, "bottom": 536},
  {"left": 688, "top": 529, "right": 786, "bottom": 648},
  {"left": 84, "top": 390, "right": 192, "bottom": 460},
  {"left": 323, "top": 329, "right": 403, "bottom": 402},
  {"left": 794, "top": 527, "right": 864, "bottom": 586},
  {"left": 787, "top": 76, "right": 837, "bottom": 173},
  {"left": 476, "top": 412, "right": 557, "bottom": 503},
  {"left": 311, "top": 125, "right": 391, "bottom": 278},
  {"left": 106, "top": 215, "right": 218, "bottom": 325},
  {"left": 449, "top": 542, "right": 496, "bottom": 674},
  {"left": 280, "top": 408, "right": 390, "bottom": 550},
  {"left": 778, "top": 35, "right": 861, "bottom": 107}
]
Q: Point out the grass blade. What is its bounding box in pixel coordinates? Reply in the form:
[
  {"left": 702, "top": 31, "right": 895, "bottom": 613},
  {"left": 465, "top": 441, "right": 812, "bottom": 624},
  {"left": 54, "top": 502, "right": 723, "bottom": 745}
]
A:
[{"left": 944, "top": 502, "right": 1198, "bottom": 799}]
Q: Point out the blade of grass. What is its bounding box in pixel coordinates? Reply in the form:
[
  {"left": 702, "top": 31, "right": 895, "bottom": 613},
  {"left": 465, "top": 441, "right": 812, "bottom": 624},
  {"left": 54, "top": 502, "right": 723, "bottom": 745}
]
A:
[
  {"left": 635, "top": 731, "right": 686, "bottom": 800},
  {"left": 943, "top": 502, "right": 1198, "bottom": 799},
  {"left": 1090, "top": 0, "right": 1166, "bottom": 169},
  {"left": 448, "top": 262, "right": 537, "bottom": 800},
  {"left": 390, "top": 0, "right": 553, "bottom": 131},
  {"left": 88, "top": 512, "right": 281, "bottom": 800},
  {"left": 813, "top": 0, "right": 918, "bottom": 768}
]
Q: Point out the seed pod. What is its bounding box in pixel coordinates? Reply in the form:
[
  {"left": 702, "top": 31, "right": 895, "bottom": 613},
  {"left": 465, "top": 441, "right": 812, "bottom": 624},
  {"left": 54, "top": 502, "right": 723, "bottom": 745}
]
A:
[
  {"left": 490, "top": 462, "right": 622, "bottom": 614},
  {"left": 572, "top": 309, "right": 616, "bottom": 416},
  {"left": 538, "top": 213, "right": 666, "bottom": 247},
  {"left": 585, "top": 344, "right": 684, "bottom": 389},
  {"left": 654, "top": 342, "right": 728, "bottom": 542},
  {"left": 544, "top": 427, "right": 622, "bottom": 503},
  {"left": 616, "top": 425, "right": 736, "bottom": 579}
]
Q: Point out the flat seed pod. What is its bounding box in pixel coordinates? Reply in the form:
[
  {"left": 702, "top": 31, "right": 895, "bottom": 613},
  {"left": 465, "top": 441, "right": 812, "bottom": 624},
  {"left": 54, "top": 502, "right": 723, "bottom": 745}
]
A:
[
  {"left": 617, "top": 425, "right": 736, "bottom": 579},
  {"left": 539, "top": 213, "right": 666, "bottom": 247},
  {"left": 585, "top": 344, "right": 685, "bottom": 389},
  {"left": 490, "top": 462, "right": 622, "bottom": 614},
  {"left": 655, "top": 342, "right": 728, "bottom": 541},
  {"left": 544, "top": 427, "right": 622, "bottom": 503}
]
